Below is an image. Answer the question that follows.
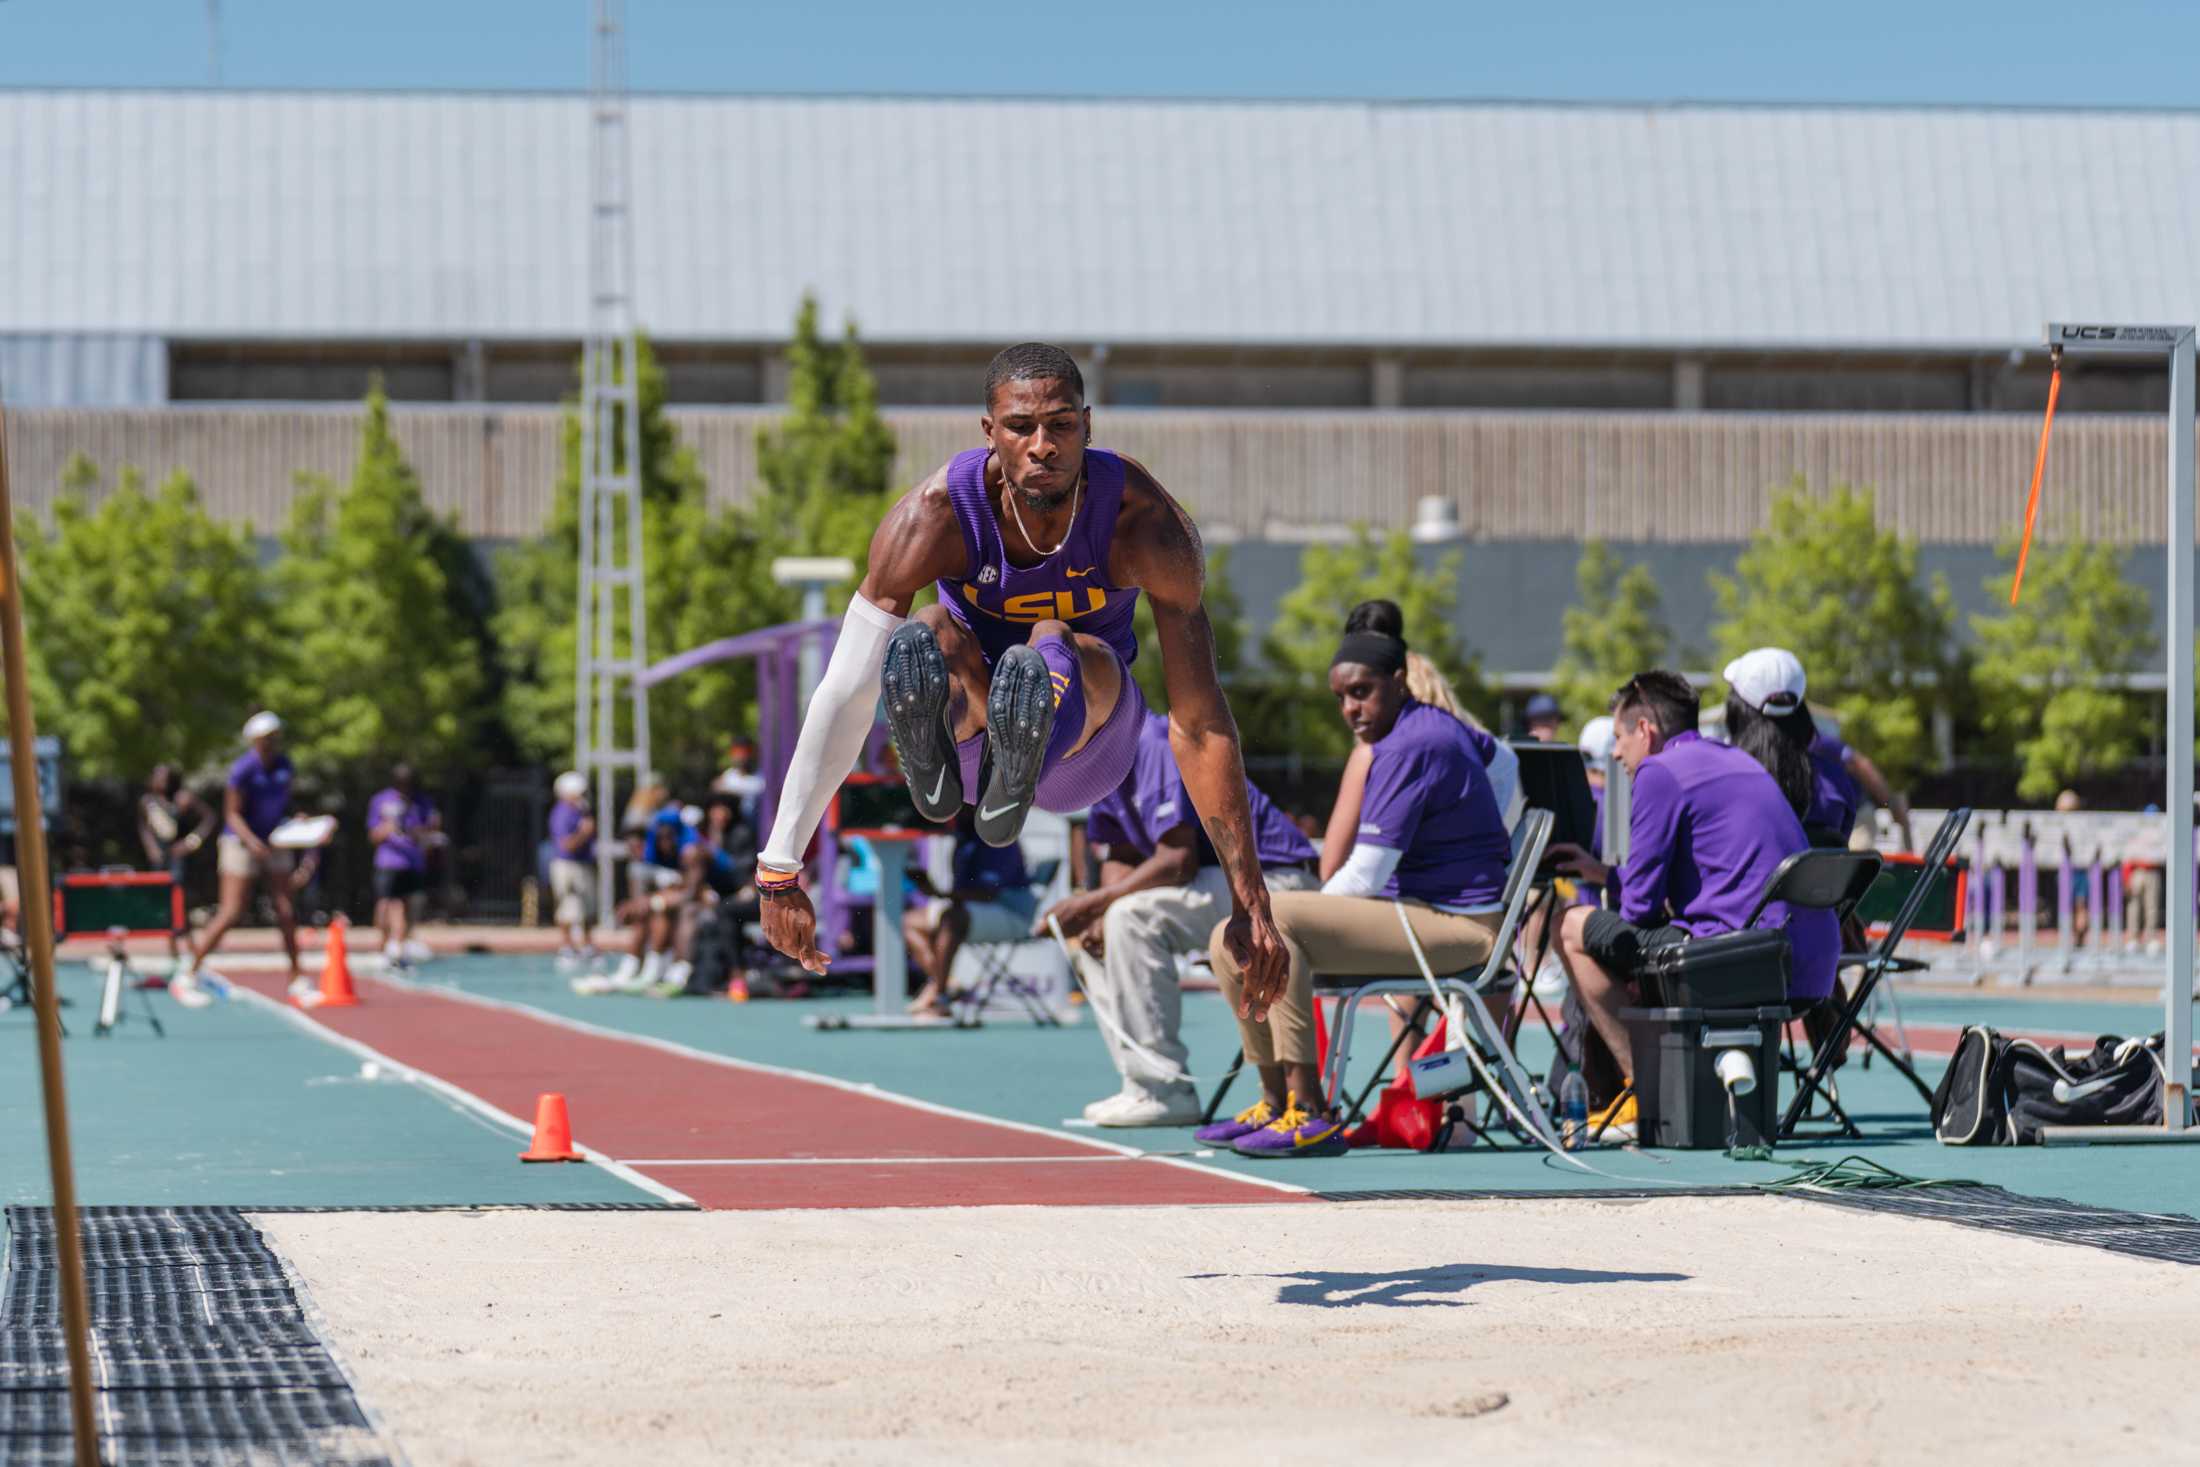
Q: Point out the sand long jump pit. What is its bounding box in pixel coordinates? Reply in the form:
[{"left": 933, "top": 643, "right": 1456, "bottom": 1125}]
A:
[{"left": 256, "top": 1193, "right": 2200, "bottom": 1466}]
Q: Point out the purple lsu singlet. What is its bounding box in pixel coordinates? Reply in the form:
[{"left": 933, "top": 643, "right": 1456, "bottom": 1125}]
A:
[{"left": 935, "top": 446, "right": 1142, "bottom": 668}]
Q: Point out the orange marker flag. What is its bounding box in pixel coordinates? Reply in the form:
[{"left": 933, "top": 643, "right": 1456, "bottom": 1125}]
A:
[{"left": 2010, "top": 352, "right": 2063, "bottom": 605}]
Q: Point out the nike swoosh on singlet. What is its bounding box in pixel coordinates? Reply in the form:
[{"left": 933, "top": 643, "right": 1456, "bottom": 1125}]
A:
[
  {"left": 1064, "top": 566, "right": 1096, "bottom": 578},
  {"left": 979, "top": 801, "right": 1020, "bottom": 822}
]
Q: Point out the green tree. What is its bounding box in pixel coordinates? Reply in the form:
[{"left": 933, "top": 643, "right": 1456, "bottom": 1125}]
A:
[
  {"left": 1255, "top": 527, "right": 1487, "bottom": 757},
  {"left": 16, "top": 457, "right": 274, "bottom": 781},
  {"left": 265, "top": 383, "right": 485, "bottom": 781},
  {"left": 496, "top": 336, "right": 740, "bottom": 773},
  {"left": 1710, "top": 480, "right": 1956, "bottom": 784},
  {"left": 496, "top": 304, "right": 896, "bottom": 776},
  {"left": 1127, "top": 544, "right": 1245, "bottom": 713},
  {"left": 1552, "top": 541, "right": 1672, "bottom": 728},
  {"left": 1972, "top": 535, "right": 2153, "bottom": 802}
]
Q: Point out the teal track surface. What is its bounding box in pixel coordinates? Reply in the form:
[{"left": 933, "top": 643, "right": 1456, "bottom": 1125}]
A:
[
  {"left": 5, "top": 955, "right": 2196, "bottom": 1216},
  {"left": 0, "top": 963, "right": 647, "bottom": 1208}
]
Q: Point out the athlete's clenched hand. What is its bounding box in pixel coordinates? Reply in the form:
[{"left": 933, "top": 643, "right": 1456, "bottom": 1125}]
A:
[
  {"left": 1222, "top": 904, "right": 1289, "bottom": 1022},
  {"left": 760, "top": 887, "right": 831, "bottom": 975}
]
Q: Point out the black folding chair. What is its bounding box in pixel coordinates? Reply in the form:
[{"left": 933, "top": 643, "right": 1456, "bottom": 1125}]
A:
[{"left": 1779, "top": 808, "right": 1972, "bottom": 1139}]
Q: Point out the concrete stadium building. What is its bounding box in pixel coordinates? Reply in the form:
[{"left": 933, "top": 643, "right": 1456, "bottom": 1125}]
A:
[{"left": 5, "top": 88, "right": 2199, "bottom": 688}]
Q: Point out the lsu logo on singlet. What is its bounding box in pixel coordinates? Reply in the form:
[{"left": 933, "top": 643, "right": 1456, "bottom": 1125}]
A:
[{"left": 962, "top": 584, "right": 1110, "bottom": 624}]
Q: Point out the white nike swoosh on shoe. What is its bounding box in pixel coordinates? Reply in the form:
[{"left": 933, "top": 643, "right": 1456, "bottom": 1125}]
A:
[
  {"left": 979, "top": 801, "right": 1020, "bottom": 821},
  {"left": 928, "top": 767, "right": 946, "bottom": 803}
]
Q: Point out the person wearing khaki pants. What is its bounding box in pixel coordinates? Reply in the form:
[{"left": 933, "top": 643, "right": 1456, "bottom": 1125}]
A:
[
  {"left": 1042, "top": 709, "right": 1319, "bottom": 1127},
  {"left": 1204, "top": 627, "right": 1515, "bottom": 1159}
]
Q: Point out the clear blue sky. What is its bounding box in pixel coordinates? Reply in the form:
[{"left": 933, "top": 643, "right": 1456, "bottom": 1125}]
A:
[{"left": 1, "top": 0, "right": 2196, "bottom": 107}]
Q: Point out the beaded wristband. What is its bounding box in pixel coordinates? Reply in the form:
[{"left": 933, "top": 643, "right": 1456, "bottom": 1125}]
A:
[{"left": 754, "top": 865, "right": 803, "bottom": 894}]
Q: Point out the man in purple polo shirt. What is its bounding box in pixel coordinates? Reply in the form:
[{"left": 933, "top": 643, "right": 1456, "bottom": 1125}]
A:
[
  {"left": 174, "top": 711, "right": 307, "bottom": 1002},
  {"left": 1042, "top": 710, "right": 1317, "bottom": 1127},
  {"left": 1205, "top": 627, "right": 1513, "bottom": 1157},
  {"left": 368, "top": 763, "right": 440, "bottom": 969},
  {"left": 1549, "top": 670, "right": 1837, "bottom": 1142}
]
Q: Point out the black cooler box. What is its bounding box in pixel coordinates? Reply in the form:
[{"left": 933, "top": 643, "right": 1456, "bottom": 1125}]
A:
[
  {"left": 1639, "top": 927, "right": 1789, "bottom": 1008},
  {"left": 1621, "top": 1004, "right": 1787, "bottom": 1150}
]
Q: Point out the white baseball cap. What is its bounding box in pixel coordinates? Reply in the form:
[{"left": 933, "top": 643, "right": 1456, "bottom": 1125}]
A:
[
  {"left": 1577, "top": 715, "right": 1616, "bottom": 765},
  {"left": 679, "top": 804, "right": 704, "bottom": 827},
  {"left": 554, "top": 771, "right": 588, "bottom": 800},
  {"left": 242, "top": 711, "right": 283, "bottom": 741},
  {"left": 1722, "top": 648, "right": 1807, "bottom": 716}
]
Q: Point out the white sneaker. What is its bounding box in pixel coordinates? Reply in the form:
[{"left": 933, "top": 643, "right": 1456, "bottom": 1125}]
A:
[
  {"left": 286, "top": 975, "right": 317, "bottom": 1002},
  {"left": 653, "top": 959, "right": 693, "bottom": 996},
  {"left": 555, "top": 947, "right": 582, "bottom": 971},
  {"left": 570, "top": 972, "right": 618, "bottom": 996},
  {"left": 1082, "top": 1085, "right": 1137, "bottom": 1121},
  {"left": 382, "top": 942, "right": 406, "bottom": 970},
  {"left": 401, "top": 939, "right": 433, "bottom": 964},
  {"left": 1531, "top": 958, "right": 1569, "bottom": 1003},
  {"left": 169, "top": 970, "right": 214, "bottom": 1010},
  {"left": 1092, "top": 1086, "right": 1203, "bottom": 1128}
]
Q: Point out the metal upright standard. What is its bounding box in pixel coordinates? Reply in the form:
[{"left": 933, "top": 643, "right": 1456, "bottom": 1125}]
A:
[
  {"left": 574, "top": 0, "right": 650, "bottom": 918},
  {"left": 2037, "top": 324, "right": 2198, "bottom": 1140}
]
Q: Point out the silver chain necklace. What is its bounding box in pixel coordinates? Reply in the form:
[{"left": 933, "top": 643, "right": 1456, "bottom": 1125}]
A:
[{"left": 1002, "top": 462, "right": 1084, "bottom": 558}]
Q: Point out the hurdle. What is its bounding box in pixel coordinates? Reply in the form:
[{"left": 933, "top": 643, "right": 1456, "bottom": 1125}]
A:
[{"left": 2034, "top": 323, "right": 2198, "bottom": 1140}]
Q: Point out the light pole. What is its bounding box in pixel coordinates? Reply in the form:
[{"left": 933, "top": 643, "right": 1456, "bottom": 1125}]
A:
[{"left": 770, "top": 557, "right": 856, "bottom": 703}]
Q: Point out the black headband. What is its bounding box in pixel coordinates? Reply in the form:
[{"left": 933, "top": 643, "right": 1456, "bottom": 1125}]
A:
[{"left": 1332, "top": 631, "right": 1407, "bottom": 676}]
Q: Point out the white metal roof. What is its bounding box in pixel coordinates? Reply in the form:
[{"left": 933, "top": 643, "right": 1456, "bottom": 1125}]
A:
[{"left": 6, "top": 88, "right": 2200, "bottom": 349}]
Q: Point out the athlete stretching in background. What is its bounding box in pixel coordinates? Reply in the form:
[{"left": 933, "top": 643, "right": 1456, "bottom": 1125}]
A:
[{"left": 755, "top": 343, "right": 1286, "bottom": 1011}]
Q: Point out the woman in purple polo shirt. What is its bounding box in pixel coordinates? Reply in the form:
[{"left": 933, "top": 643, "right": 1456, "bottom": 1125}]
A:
[
  {"left": 1203, "top": 624, "right": 1513, "bottom": 1159},
  {"left": 174, "top": 711, "right": 307, "bottom": 1003}
]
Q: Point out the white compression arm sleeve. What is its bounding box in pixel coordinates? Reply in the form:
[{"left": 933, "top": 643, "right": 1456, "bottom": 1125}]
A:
[
  {"left": 1323, "top": 843, "right": 1403, "bottom": 898},
  {"left": 759, "top": 594, "right": 904, "bottom": 871}
]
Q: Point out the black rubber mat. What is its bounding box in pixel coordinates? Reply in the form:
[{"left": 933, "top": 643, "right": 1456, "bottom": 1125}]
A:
[
  {"left": 1786, "top": 1184, "right": 2200, "bottom": 1268},
  {"left": 1319, "top": 1182, "right": 2200, "bottom": 1267},
  {"left": 1, "top": 1206, "right": 399, "bottom": 1466}
]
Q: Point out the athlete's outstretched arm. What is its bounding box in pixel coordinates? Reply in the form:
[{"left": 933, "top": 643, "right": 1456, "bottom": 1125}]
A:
[
  {"left": 756, "top": 473, "right": 964, "bottom": 972},
  {"left": 1118, "top": 473, "right": 1289, "bottom": 1019}
]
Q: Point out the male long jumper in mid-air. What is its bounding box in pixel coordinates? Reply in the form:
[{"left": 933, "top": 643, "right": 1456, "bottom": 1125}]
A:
[{"left": 753, "top": 342, "right": 1287, "bottom": 1012}]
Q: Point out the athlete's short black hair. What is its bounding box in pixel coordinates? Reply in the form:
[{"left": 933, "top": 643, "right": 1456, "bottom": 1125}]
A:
[
  {"left": 985, "top": 342, "right": 1084, "bottom": 410},
  {"left": 1612, "top": 669, "right": 1699, "bottom": 740}
]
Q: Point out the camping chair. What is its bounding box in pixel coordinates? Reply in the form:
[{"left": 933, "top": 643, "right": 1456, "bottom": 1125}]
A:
[
  {"left": 1312, "top": 809, "right": 1558, "bottom": 1141},
  {"left": 1198, "top": 812, "right": 1554, "bottom": 1138},
  {"left": 948, "top": 858, "right": 1066, "bottom": 1027},
  {"left": 1780, "top": 807, "right": 1972, "bottom": 1139}
]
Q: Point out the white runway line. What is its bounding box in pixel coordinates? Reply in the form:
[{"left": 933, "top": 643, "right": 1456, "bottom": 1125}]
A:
[
  {"left": 624, "top": 1155, "right": 1171, "bottom": 1167},
  {"left": 229, "top": 984, "right": 698, "bottom": 1209},
  {"left": 377, "top": 968, "right": 1312, "bottom": 1198}
]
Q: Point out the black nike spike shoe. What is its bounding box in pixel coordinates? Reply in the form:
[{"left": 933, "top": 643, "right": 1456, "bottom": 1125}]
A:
[
  {"left": 973, "top": 643, "right": 1056, "bottom": 847},
  {"left": 881, "top": 621, "right": 963, "bottom": 823}
]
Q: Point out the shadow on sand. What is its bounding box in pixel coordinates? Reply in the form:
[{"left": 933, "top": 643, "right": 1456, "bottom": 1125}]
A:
[{"left": 1187, "top": 1263, "right": 1690, "bottom": 1308}]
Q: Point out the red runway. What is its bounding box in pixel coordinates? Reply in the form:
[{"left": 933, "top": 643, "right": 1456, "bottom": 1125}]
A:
[{"left": 230, "top": 973, "right": 1297, "bottom": 1211}]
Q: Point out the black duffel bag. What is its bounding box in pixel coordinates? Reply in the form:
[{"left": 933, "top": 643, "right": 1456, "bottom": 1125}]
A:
[
  {"left": 1641, "top": 928, "right": 1791, "bottom": 1009},
  {"left": 1934, "top": 1025, "right": 2165, "bottom": 1144}
]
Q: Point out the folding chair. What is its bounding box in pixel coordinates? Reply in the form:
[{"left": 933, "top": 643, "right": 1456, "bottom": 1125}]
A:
[
  {"left": 1198, "top": 814, "right": 1555, "bottom": 1138},
  {"left": 949, "top": 858, "right": 1066, "bottom": 1027},
  {"left": 1315, "top": 810, "right": 1558, "bottom": 1143},
  {"left": 1780, "top": 808, "right": 1972, "bottom": 1138}
]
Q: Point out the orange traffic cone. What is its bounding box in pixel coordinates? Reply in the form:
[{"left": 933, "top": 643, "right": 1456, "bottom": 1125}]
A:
[
  {"left": 519, "top": 1092, "right": 584, "bottom": 1163},
  {"left": 313, "top": 917, "right": 360, "bottom": 1007}
]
